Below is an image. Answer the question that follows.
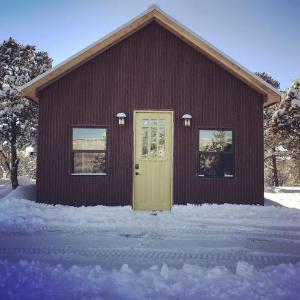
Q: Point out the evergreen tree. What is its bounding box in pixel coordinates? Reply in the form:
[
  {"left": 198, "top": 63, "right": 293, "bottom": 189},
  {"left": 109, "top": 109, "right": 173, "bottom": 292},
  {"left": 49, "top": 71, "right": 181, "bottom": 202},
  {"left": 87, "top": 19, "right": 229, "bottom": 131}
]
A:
[
  {"left": 272, "top": 78, "right": 300, "bottom": 159},
  {"left": 255, "top": 72, "right": 280, "bottom": 90},
  {"left": 0, "top": 38, "right": 52, "bottom": 189},
  {"left": 255, "top": 72, "right": 282, "bottom": 187}
]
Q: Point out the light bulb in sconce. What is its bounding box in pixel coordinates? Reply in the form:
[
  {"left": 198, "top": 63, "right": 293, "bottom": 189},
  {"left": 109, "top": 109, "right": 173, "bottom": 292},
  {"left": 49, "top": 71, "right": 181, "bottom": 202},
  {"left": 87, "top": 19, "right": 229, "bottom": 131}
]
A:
[
  {"left": 116, "top": 112, "right": 126, "bottom": 125},
  {"left": 182, "top": 114, "right": 192, "bottom": 127}
]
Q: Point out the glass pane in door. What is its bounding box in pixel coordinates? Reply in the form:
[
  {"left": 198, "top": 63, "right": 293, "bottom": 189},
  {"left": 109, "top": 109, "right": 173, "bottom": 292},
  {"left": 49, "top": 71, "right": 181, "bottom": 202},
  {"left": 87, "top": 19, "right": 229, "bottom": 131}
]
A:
[{"left": 140, "top": 118, "right": 167, "bottom": 159}]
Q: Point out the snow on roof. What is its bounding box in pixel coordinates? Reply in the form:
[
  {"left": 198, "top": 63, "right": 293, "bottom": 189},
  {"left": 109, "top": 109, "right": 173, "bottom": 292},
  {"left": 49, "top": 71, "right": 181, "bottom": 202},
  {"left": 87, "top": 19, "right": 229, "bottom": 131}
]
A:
[{"left": 20, "top": 6, "right": 281, "bottom": 106}]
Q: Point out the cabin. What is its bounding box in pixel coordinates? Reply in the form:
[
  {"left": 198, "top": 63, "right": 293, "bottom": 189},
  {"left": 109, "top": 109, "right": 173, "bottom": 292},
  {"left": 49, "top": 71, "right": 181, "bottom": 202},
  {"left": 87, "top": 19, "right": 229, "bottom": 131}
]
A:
[{"left": 21, "top": 6, "right": 281, "bottom": 209}]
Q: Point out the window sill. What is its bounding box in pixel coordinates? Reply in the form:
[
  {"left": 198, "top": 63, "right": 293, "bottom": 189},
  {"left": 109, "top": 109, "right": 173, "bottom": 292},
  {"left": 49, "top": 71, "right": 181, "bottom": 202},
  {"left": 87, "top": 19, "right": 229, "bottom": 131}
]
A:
[
  {"left": 71, "top": 173, "right": 107, "bottom": 176},
  {"left": 198, "top": 175, "right": 234, "bottom": 178}
]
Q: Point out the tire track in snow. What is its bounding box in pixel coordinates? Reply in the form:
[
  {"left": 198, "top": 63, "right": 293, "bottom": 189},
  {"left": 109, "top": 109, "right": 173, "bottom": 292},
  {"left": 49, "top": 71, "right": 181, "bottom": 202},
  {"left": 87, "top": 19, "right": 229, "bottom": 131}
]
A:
[
  {"left": 1, "top": 224, "right": 300, "bottom": 242},
  {"left": 0, "top": 246, "right": 299, "bottom": 266}
]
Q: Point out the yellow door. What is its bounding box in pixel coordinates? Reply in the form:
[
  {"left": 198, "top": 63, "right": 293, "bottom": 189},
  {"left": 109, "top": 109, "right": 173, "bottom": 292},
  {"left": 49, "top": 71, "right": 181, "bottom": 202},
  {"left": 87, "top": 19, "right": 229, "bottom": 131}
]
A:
[{"left": 133, "top": 111, "right": 173, "bottom": 211}]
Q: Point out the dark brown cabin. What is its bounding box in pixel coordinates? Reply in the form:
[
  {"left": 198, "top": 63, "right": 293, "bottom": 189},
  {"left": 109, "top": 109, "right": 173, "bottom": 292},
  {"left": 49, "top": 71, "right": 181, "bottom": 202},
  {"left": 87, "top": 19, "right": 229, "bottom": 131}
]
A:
[{"left": 21, "top": 7, "right": 280, "bottom": 209}]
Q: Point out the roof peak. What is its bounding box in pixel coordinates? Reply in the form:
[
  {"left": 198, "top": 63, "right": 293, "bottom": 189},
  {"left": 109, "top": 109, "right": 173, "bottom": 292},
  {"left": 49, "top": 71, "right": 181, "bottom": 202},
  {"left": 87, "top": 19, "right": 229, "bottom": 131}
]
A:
[
  {"left": 20, "top": 5, "right": 280, "bottom": 106},
  {"left": 147, "top": 4, "right": 161, "bottom": 10}
]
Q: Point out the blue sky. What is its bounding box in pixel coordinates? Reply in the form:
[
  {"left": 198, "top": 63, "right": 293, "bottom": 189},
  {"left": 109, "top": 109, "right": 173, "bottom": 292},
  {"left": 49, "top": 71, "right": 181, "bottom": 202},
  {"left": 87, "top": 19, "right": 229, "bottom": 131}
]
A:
[{"left": 1, "top": 0, "right": 299, "bottom": 89}]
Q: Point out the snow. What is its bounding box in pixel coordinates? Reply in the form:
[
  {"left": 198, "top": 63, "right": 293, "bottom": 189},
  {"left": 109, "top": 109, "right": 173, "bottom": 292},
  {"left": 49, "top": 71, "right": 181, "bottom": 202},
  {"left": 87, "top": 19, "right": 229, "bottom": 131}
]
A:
[
  {"left": 0, "top": 185, "right": 299, "bottom": 299},
  {"left": 291, "top": 98, "right": 300, "bottom": 107},
  {"left": 265, "top": 187, "right": 300, "bottom": 209},
  {"left": 0, "top": 177, "right": 34, "bottom": 199},
  {"left": 0, "top": 181, "right": 11, "bottom": 199},
  {"left": 0, "top": 260, "right": 299, "bottom": 300},
  {"left": 287, "top": 78, "right": 300, "bottom": 107},
  {"left": 287, "top": 78, "right": 300, "bottom": 109},
  {"left": 1, "top": 82, "right": 10, "bottom": 91},
  {"left": 272, "top": 77, "right": 300, "bottom": 133},
  {"left": 25, "top": 145, "right": 34, "bottom": 155}
]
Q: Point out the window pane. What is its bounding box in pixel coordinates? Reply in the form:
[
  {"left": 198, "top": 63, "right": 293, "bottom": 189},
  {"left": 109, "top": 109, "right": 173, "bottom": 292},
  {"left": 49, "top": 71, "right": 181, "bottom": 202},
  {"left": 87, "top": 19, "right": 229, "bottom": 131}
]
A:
[
  {"left": 150, "top": 127, "right": 157, "bottom": 157},
  {"left": 199, "top": 130, "right": 232, "bottom": 152},
  {"left": 142, "top": 119, "right": 149, "bottom": 126},
  {"left": 140, "top": 118, "right": 167, "bottom": 159},
  {"left": 158, "top": 127, "right": 166, "bottom": 158},
  {"left": 199, "top": 153, "right": 234, "bottom": 177},
  {"left": 141, "top": 127, "right": 149, "bottom": 157},
  {"left": 158, "top": 119, "right": 166, "bottom": 126},
  {"left": 73, "top": 128, "right": 106, "bottom": 151},
  {"left": 150, "top": 119, "right": 158, "bottom": 126},
  {"left": 73, "top": 152, "right": 106, "bottom": 174}
]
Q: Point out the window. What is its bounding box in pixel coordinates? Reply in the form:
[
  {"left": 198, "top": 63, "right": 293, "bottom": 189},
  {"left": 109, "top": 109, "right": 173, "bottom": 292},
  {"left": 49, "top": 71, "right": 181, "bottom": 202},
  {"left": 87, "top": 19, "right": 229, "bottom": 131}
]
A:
[
  {"left": 199, "top": 129, "right": 234, "bottom": 178},
  {"left": 141, "top": 118, "right": 166, "bottom": 159},
  {"left": 72, "top": 127, "right": 107, "bottom": 175}
]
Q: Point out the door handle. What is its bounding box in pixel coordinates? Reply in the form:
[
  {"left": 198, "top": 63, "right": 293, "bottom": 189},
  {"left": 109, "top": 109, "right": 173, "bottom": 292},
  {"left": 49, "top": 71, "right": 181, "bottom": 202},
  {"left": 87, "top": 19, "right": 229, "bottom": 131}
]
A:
[{"left": 135, "top": 172, "right": 141, "bottom": 175}]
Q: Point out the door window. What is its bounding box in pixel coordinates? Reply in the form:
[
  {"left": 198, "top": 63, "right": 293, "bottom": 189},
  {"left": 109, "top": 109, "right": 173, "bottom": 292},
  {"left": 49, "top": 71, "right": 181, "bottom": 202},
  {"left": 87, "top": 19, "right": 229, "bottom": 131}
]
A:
[{"left": 141, "top": 118, "right": 166, "bottom": 159}]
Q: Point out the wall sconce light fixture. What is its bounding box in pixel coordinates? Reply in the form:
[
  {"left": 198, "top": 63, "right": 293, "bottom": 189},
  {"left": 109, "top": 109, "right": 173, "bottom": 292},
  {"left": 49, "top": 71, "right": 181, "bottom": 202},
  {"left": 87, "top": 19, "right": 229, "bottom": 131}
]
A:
[
  {"left": 182, "top": 114, "right": 192, "bottom": 127},
  {"left": 116, "top": 112, "right": 126, "bottom": 125}
]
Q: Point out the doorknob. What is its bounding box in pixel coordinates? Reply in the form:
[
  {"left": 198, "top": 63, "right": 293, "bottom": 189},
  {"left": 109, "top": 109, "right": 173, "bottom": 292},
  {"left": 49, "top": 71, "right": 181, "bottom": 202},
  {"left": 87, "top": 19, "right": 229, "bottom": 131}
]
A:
[{"left": 135, "top": 172, "right": 141, "bottom": 175}]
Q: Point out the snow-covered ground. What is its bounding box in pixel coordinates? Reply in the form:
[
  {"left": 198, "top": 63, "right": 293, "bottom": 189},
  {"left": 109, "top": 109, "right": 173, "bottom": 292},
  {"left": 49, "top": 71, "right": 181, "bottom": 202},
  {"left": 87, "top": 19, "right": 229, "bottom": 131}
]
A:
[
  {"left": 0, "top": 185, "right": 300, "bottom": 299},
  {"left": 265, "top": 187, "right": 300, "bottom": 209},
  {"left": 0, "top": 177, "right": 34, "bottom": 199},
  {"left": 0, "top": 178, "right": 12, "bottom": 199},
  {"left": 1, "top": 260, "right": 299, "bottom": 300}
]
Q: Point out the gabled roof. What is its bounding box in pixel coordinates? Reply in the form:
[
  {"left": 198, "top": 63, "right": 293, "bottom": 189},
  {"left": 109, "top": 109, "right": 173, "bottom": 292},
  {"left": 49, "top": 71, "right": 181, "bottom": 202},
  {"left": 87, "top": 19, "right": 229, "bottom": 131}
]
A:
[{"left": 20, "top": 5, "right": 281, "bottom": 106}]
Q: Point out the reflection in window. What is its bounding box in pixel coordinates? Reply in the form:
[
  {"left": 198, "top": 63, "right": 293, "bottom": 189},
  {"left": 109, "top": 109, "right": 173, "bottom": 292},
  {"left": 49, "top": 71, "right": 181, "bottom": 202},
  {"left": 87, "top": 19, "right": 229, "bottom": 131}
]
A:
[
  {"left": 199, "top": 130, "right": 234, "bottom": 177},
  {"left": 158, "top": 127, "right": 166, "bottom": 158},
  {"left": 72, "top": 128, "right": 107, "bottom": 174},
  {"left": 73, "top": 152, "right": 106, "bottom": 174},
  {"left": 141, "top": 119, "right": 166, "bottom": 159},
  {"left": 142, "top": 127, "right": 148, "bottom": 156}
]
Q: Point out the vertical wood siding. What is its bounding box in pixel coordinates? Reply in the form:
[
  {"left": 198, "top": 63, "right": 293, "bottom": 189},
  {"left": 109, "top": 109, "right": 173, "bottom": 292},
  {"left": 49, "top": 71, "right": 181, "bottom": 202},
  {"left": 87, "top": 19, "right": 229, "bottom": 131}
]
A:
[{"left": 38, "top": 21, "right": 264, "bottom": 206}]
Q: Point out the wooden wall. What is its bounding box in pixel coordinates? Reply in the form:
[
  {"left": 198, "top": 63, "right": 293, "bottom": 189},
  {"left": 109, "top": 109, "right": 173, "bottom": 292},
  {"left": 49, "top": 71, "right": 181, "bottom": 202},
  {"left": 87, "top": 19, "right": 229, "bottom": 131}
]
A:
[{"left": 38, "top": 21, "right": 264, "bottom": 206}]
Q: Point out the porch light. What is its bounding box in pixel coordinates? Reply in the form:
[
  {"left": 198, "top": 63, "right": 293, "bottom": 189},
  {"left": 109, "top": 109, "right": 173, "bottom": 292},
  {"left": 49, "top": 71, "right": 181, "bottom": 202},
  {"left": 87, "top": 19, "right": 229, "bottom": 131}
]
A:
[
  {"left": 116, "top": 112, "right": 126, "bottom": 125},
  {"left": 182, "top": 114, "right": 192, "bottom": 127}
]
